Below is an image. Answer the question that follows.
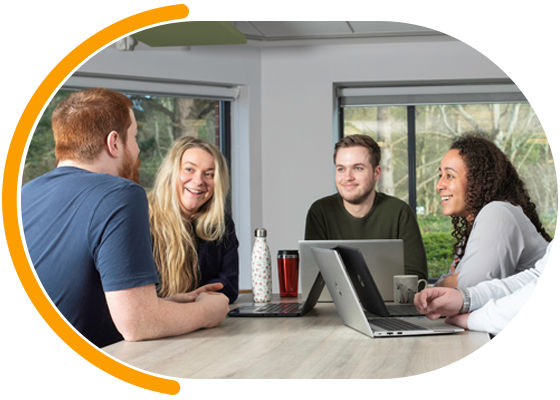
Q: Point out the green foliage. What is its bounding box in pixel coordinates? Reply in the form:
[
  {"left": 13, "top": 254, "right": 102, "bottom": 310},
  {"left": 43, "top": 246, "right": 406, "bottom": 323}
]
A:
[
  {"left": 422, "top": 232, "right": 455, "bottom": 278},
  {"left": 418, "top": 216, "right": 455, "bottom": 279},
  {"left": 417, "top": 214, "right": 453, "bottom": 235},
  {"left": 423, "top": 232, "right": 455, "bottom": 260},
  {"left": 427, "top": 259, "right": 454, "bottom": 280},
  {"left": 539, "top": 212, "right": 557, "bottom": 239},
  {"left": 138, "top": 136, "right": 156, "bottom": 153},
  {"left": 22, "top": 90, "right": 73, "bottom": 185}
]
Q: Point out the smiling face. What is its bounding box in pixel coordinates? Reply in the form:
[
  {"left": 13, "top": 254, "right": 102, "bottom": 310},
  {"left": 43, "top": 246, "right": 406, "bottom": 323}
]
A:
[
  {"left": 335, "top": 146, "right": 381, "bottom": 206},
  {"left": 177, "top": 147, "right": 216, "bottom": 218},
  {"left": 436, "top": 149, "right": 469, "bottom": 218}
]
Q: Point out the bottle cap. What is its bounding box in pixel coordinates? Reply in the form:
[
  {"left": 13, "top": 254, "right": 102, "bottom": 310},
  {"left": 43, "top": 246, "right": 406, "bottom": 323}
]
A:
[
  {"left": 278, "top": 250, "right": 299, "bottom": 258},
  {"left": 255, "top": 228, "right": 267, "bottom": 237}
]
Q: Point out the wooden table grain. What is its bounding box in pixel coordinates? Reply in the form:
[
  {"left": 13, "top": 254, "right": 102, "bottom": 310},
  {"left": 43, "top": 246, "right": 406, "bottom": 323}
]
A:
[{"left": 102, "top": 296, "right": 490, "bottom": 379}]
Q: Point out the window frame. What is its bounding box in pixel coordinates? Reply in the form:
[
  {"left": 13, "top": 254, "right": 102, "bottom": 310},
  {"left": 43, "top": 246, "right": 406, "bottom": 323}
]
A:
[
  {"left": 59, "top": 76, "right": 235, "bottom": 179},
  {"left": 337, "top": 81, "right": 550, "bottom": 282},
  {"left": 27, "top": 74, "right": 250, "bottom": 290},
  {"left": 337, "top": 79, "right": 530, "bottom": 214}
]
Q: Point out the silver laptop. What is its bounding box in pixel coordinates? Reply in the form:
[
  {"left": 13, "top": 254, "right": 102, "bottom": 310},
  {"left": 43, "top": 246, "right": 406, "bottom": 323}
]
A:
[
  {"left": 228, "top": 273, "right": 324, "bottom": 317},
  {"left": 311, "top": 247, "right": 464, "bottom": 338},
  {"left": 299, "top": 239, "right": 403, "bottom": 302}
]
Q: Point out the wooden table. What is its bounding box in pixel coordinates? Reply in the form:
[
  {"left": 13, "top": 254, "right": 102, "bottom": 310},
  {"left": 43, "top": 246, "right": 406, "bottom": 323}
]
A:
[{"left": 103, "top": 295, "right": 490, "bottom": 379}]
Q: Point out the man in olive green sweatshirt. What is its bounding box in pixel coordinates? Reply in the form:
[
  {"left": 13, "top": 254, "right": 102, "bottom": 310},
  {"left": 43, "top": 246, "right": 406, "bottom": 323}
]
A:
[{"left": 304, "top": 134, "right": 428, "bottom": 281}]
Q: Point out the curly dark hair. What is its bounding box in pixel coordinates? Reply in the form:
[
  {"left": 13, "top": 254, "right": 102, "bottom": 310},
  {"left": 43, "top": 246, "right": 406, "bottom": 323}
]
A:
[{"left": 449, "top": 132, "right": 552, "bottom": 260}]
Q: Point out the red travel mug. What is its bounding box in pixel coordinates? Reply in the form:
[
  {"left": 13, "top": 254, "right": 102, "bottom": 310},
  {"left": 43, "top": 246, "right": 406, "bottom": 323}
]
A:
[{"left": 277, "top": 250, "right": 299, "bottom": 297}]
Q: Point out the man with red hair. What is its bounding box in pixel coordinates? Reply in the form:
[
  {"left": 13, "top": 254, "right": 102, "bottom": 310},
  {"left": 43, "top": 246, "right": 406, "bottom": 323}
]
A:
[{"left": 22, "top": 88, "right": 229, "bottom": 347}]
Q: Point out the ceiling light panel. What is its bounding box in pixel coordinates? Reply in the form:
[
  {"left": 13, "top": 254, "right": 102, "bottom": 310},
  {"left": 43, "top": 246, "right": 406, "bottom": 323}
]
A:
[
  {"left": 132, "top": 21, "right": 247, "bottom": 47},
  {"left": 229, "top": 22, "right": 263, "bottom": 37},
  {"left": 248, "top": 21, "right": 352, "bottom": 38},
  {"left": 348, "top": 20, "right": 443, "bottom": 33}
]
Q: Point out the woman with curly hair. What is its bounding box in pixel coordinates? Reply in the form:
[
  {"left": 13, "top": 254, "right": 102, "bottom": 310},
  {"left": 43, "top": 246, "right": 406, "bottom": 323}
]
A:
[
  {"left": 435, "top": 133, "right": 551, "bottom": 288},
  {"left": 148, "top": 137, "right": 239, "bottom": 303}
]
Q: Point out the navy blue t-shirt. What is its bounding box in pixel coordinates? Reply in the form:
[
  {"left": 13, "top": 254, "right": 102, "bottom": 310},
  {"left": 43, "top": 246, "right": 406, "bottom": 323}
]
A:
[{"left": 21, "top": 167, "right": 160, "bottom": 348}]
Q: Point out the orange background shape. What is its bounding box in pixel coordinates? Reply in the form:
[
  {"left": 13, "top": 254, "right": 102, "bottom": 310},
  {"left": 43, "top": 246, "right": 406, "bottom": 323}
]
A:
[{"left": 2, "top": 4, "right": 195, "bottom": 395}]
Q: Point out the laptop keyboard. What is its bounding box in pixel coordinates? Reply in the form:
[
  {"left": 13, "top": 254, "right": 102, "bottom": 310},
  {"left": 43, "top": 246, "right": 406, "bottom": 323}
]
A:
[
  {"left": 368, "top": 318, "right": 428, "bottom": 331},
  {"left": 387, "top": 304, "right": 420, "bottom": 316},
  {"left": 255, "top": 303, "right": 303, "bottom": 313}
]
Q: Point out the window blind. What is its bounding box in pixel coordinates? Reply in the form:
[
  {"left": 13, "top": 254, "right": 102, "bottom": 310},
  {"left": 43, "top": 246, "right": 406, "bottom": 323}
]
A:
[
  {"left": 338, "top": 81, "right": 526, "bottom": 107},
  {"left": 64, "top": 73, "right": 239, "bottom": 101}
]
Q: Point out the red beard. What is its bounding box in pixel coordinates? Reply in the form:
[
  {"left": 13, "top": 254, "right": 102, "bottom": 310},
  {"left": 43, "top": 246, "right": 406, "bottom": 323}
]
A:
[{"left": 119, "top": 146, "right": 141, "bottom": 184}]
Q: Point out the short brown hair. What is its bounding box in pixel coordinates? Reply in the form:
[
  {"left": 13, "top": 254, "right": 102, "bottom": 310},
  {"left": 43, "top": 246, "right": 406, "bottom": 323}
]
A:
[
  {"left": 52, "top": 88, "right": 133, "bottom": 163},
  {"left": 334, "top": 134, "right": 381, "bottom": 168}
]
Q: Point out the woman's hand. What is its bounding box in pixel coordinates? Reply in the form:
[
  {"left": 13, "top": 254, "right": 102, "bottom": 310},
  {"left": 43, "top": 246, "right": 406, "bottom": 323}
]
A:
[
  {"left": 437, "top": 266, "right": 460, "bottom": 288},
  {"left": 166, "top": 283, "right": 224, "bottom": 303}
]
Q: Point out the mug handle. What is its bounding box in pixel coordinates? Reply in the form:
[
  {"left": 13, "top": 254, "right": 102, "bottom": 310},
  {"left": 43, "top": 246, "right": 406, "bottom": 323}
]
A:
[{"left": 418, "top": 279, "right": 428, "bottom": 291}]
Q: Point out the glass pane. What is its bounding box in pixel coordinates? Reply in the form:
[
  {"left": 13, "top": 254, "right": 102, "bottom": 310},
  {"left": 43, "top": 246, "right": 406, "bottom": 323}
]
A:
[
  {"left": 416, "top": 103, "right": 557, "bottom": 279},
  {"left": 343, "top": 106, "right": 409, "bottom": 201},
  {"left": 23, "top": 90, "right": 221, "bottom": 191},
  {"left": 130, "top": 95, "right": 220, "bottom": 190},
  {"left": 343, "top": 102, "right": 556, "bottom": 280}
]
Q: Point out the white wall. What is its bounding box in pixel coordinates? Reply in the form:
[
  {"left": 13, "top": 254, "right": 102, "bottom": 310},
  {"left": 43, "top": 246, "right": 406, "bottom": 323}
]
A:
[{"left": 75, "top": 36, "right": 508, "bottom": 292}]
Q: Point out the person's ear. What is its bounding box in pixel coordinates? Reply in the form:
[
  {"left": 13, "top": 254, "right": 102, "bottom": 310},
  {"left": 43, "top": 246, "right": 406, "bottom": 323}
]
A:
[
  {"left": 374, "top": 165, "right": 382, "bottom": 182},
  {"left": 105, "top": 131, "right": 120, "bottom": 158}
]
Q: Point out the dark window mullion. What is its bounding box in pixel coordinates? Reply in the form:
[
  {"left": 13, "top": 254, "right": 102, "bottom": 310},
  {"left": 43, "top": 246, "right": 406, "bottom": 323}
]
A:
[
  {"left": 338, "top": 104, "right": 345, "bottom": 140},
  {"left": 219, "top": 101, "right": 232, "bottom": 172},
  {"left": 407, "top": 106, "right": 417, "bottom": 215},
  {"left": 219, "top": 100, "right": 232, "bottom": 213}
]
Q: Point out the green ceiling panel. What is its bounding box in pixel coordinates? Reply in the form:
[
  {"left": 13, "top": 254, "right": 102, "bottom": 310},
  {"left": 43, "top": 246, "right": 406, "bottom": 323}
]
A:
[{"left": 132, "top": 21, "right": 247, "bottom": 47}]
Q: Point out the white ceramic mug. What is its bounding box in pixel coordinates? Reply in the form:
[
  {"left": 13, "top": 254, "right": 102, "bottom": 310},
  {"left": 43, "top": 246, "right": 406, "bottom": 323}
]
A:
[{"left": 393, "top": 275, "right": 428, "bottom": 304}]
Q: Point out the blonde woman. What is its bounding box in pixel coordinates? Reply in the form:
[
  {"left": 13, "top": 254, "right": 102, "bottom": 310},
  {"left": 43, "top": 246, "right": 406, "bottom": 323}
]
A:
[{"left": 148, "top": 137, "right": 239, "bottom": 303}]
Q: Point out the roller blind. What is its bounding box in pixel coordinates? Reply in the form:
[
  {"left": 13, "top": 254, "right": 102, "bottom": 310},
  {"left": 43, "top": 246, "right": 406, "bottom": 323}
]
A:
[
  {"left": 64, "top": 73, "right": 239, "bottom": 101},
  {"left": 338, "top": 81, "right": 526, "bottom": 107}
]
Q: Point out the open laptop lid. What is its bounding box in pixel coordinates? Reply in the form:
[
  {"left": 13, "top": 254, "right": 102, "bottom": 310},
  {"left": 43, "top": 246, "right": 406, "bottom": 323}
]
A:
[
  {"left": 310, "top": 247, "right": 376, "bottom": 337},
  {"left": 299, "top": 239, "right": 403, "bottom": 302},
  {"left": 299, "top": 272, "right": 325, "bottom": 314},
  {"left": 335, "top": 245, "right": 391, "bottom": 317}
]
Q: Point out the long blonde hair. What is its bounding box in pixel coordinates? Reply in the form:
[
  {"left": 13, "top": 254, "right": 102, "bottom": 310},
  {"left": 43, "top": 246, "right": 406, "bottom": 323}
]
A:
[{"left": 148, "top": 136, "right": 230, "bottom": 297}]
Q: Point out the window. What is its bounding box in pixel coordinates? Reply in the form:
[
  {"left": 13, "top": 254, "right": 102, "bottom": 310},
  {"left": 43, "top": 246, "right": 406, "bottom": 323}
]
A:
[
  {"left": 23, "top": 90, "right": 231, "bottom": 192},
  {"left": 340, "top": 84, "right": 556, "bottom": 280}
]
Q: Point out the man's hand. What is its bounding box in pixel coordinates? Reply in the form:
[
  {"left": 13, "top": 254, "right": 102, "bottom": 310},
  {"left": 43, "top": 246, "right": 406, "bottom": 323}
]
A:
[
  {"left": 106, "top": 283, "right": 230, "bottom": 341},
  {"left": 445, "top": 313, "right": 470, "bottom": 330},
  {"left": 414, "top": 287, "right": 464, "bottom": 320},
  {"left": 195, "top": 292, "right": 230, "bottom": 328},
  {"left": 166, "top": 283, "right": 224, "bottom": 303}
]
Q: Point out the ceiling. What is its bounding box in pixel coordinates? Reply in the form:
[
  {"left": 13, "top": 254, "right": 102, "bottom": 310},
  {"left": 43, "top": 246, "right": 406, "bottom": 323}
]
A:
[
  {"left": 128, "top": 21, "right": 447, "bottom": 50},
  {"left": 230, "top": 21, "right": 443, "bottom": 44}
]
